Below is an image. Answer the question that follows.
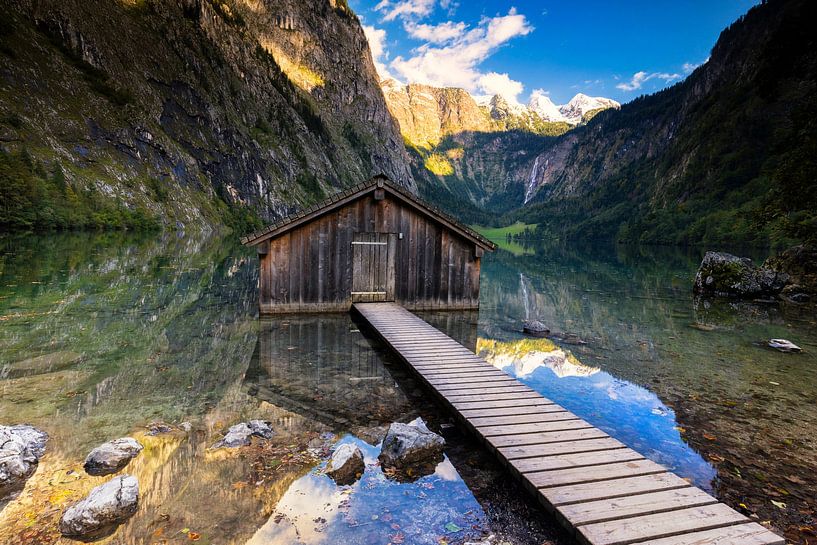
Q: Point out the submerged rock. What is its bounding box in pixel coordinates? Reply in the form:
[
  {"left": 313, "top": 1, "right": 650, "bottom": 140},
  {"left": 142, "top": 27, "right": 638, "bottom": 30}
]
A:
[
  {"left": 379, "top": 418, "right": 445, "bottom": 469},
  {"left": 0, "top": 424, "right": 48, "bottom": 500},
  {"left": 84, "top": 437, "right": 144, "bottom": 476},
  {"left": 145, "top": 421, "right": 174, "bottom": 435},
  {"left": 59, "top": 475, "right": 139, "bottom": 539},
  {"left": 693, "top": 251, "right": 789, "bottom": 298},
  {"left": 522, "top": 320, "right": 550, "bottom": 337},
  {"left": 768, "top": 339, "right": 802, "bottom": 353},
  {"left": 211, "top": 420, "right": 274, "bottom": 449},
  {"left": 326, "top": 443, "right": 365, "bottom": 485}
]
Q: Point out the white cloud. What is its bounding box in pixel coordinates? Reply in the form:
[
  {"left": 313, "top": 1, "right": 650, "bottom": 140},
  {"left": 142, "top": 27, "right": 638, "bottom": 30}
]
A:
[
  {"left": 404, "top": 20, "right": 467, "bottom": 43},
  {"left": 530, "top": 88, "right": 550, "bottom": 97},
  {"left": 388, "top": 8, "right": 533, "bottom": 99},
  {"left": 682, "top": 57, "right": 708, "bottom": 74},
  {"left": 616, "top": 70, "right": 681, "bottom": 91},
  {"left": 478, "top": 72, "right": 524, "bottom": 103},
  {"left": 362, "top": 24, "right": 395, "bottom": 81},
  {"left": 375, "top": 0, "right": 436, "bottom": 22}
]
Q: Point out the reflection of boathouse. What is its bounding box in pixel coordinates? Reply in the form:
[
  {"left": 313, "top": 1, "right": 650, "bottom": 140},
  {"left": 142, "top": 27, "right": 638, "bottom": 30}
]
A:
[{"left": 244, "top": 315, "right": 412, "bottom": 428}]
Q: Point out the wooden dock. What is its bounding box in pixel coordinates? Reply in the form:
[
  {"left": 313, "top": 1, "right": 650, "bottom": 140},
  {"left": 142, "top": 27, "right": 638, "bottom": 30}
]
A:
[{"left": 353, "top": 302, "right": 784, "bottom": 545}]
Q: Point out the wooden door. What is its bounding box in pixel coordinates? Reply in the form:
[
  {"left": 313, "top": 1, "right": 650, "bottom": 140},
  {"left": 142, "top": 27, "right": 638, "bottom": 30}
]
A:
[{"left": 351, "top": 232, "right": 396, "bottom": 302}]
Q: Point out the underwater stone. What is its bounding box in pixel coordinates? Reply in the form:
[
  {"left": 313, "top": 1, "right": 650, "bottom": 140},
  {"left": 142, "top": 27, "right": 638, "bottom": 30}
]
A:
[
  {"left": 84, "top": 437, "right": 143, "bottom": 476},
  {"left": 768, "top": 339, "right": 802, "bottom": 353},
  {"left": 146, "top": 421, "right": 174, "bottom": 435},
  {"left": 59, "top": 475, "right": 139, "bottom": 538},
  {"left": 522, "top": 320, "right": 550, "bottom": 337},
  {"left": 0, "top": 424, "right": 48, "bottom": 501},
  {"left": 327, "top": 443, "right": 365, "bottom": 485},
  {"left": 379, "top": 418, "right": 445, "bottom": 469},
  {"left": 211, "top": 420, "right": 274, "bottom": 448}
]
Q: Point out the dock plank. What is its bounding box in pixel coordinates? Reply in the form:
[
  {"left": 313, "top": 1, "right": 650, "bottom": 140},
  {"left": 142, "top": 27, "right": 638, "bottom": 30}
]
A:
[
  {"left": 559, "top": 487, "right": 718, "bottom": 526},
  {"left": 351, "top": 302, "right": 783, "bottom": 545},
  {"left": 577, "top": 503, "right": 748, "bottom": 545}
]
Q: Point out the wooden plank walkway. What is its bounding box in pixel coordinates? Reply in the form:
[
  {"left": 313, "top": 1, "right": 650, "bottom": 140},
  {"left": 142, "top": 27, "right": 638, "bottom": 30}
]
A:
[{"left": 353, "top": 302, "right": 784, "bottom": 545}]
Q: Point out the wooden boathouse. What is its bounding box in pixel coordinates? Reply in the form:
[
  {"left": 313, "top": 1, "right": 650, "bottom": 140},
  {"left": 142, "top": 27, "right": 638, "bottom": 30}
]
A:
[{"left": 241, "top": 175, "right": 496, "bottom": 314}]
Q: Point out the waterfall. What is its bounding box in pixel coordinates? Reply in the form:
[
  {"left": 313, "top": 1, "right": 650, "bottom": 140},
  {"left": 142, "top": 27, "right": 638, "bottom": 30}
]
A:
[{"left": 524, "top": 156, "right": 541, "bottom": 204}]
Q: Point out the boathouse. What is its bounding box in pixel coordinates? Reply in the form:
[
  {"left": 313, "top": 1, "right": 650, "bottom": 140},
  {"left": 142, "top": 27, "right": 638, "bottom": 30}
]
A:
[{"left": 241, "top": 175, "right": 496, "bottom": 314}]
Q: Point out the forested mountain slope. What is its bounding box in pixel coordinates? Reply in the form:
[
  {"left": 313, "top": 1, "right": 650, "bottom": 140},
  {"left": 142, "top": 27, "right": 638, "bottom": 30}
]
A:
[
  {"left": 511, "top": 0, "right": 816, "bottom": 246},
  {"left": 0, "top": 0, "right": 411, "bottom": 232}
]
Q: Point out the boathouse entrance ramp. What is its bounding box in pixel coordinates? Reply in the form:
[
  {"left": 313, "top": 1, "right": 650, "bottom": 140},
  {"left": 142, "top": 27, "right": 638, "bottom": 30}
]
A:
[{"left": 353, "top": 302, "right": 784, "bottom": 545}]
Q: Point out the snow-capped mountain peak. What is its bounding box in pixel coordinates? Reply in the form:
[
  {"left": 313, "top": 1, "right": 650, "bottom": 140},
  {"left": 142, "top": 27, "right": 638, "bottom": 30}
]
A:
[
  {"left": 559, "top": 93, "right": 621, "bottom": 123},
  {"left": 477, "top": 91, "right": 619, "bottom": 125},
  {"left": 527, "top": 94, "right": 564, "bottom": 122}
]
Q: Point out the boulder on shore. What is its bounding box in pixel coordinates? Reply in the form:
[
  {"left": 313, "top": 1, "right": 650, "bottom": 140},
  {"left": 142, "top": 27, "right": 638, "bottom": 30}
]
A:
[
  {"left": 0, "top": 424, "right": 48, "bottom": 501},
  {"left": 211, "top": 420, "right": 274, "bottom": 449},
  {"left": 522, "top": 320, "right": 550, "bottom": 337},
  {"left": 378, "top": 418, "right": 445, "bottom": 469},
  {"left": 693, "top": 251, "right": 789, "bottom": 298},
  {"left": 59, "top": 475, "right": 139, "bottom": 539},
  {"left": 84, "top": 437, "right": 143, "bottom": 476},
  {"left": 326, "top": 443, "right": 365, "bottom": 485}
]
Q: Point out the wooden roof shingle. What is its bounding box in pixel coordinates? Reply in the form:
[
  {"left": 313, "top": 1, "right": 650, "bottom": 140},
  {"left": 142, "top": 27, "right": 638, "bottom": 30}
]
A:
[{"left": 241, "top": 175, "right": 496, "bottom": 251}]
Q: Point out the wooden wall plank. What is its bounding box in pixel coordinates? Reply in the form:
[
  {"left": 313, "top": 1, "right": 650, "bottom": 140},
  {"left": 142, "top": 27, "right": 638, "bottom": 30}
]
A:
[{"left": 259, "top": 191, "right": 486, "bottom": 314}]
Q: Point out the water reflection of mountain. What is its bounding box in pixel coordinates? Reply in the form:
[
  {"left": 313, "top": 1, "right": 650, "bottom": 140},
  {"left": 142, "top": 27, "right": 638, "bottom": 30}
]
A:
[
  {"left": 476, "top": 338, "right": 715, "bottom": 489},
  {"left": 477, "top": 338, "right": 600, "bottom": 378},
  {"left": 244, "top": 315, "right": 415, "bottom": 429}
]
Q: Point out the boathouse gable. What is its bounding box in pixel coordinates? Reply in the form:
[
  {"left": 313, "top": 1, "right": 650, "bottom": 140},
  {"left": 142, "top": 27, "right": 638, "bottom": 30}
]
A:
[{"left": 242, "top": 176, "right": 495, "bottom": 314}]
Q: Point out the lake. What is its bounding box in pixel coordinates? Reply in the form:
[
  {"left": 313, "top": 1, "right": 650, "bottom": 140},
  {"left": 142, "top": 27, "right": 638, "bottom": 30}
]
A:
[{"left": 1, "top": 234, "right": 814, "bottom": 544}]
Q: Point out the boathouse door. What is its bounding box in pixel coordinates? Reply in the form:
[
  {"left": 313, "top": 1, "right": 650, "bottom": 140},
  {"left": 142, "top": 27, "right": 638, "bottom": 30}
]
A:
[{"left": 351, "top": 232, "right": 396, "bottom": 302}]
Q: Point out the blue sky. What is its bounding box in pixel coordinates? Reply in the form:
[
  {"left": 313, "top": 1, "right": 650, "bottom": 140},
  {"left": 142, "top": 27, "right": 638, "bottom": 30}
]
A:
[{"left": 351, "top": 0, "right": 758, "bottom": 105}]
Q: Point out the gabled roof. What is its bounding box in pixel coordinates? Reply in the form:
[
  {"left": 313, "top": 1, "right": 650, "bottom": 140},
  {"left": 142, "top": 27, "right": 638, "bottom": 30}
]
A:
[{"left": 241, "top": 175, "right": 496, "bottom": 251}]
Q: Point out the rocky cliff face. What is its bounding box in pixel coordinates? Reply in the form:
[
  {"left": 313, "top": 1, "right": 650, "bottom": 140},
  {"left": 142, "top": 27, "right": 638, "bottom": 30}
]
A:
[
  {"left": 380, "top": 80, "right": 490, "bottom": 148},
  {"left": 0, "top": 0, "right": 412, "bottom": 231}
]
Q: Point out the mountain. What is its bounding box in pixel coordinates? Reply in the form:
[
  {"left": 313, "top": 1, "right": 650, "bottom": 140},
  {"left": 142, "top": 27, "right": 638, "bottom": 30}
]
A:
[
  {"left": 380, "top": 80, "right": 618, "bottom": 221},
  {"left": 381, "top": 80, "right": 619, "bottom": 148},
  {"left": 527, "top": 94, "right": 564, "bottom": 122},
  {"left": 510, "top": 0, "right": 817, "bottom": 246},
  {"left": 0, "top": 0, "right": 411, "bottom": 232},
  {"left": 557, "top": 93, "right": 621, "bottom": 124},
  {"left": 380, "top": 80, "right": 490, "bottom": 149},
  {"left": 527, "top": 92, "right": 621, "bottom": 124}
]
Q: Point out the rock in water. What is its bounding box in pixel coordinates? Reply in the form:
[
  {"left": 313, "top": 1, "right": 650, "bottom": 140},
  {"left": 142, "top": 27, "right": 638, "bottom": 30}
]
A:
[
  {"left": 522, "top": 320, "right": 550, "bottom": 337},
  {"left": 768, "top": 339, "right": 802, "bottom": 353},
  {"left": 326, "top": 443, "right": 365, "bottom": 485},
  {"left": 693, "top": 251, "right": 789, "bottom": 298},
  {"left": 0, "top": 424, "right": 48, "bottom": 500},
  {"left": 84, "top": 438, "right": 144, "bottom": 476},
  {"left": 145, "top": 421, "right": 174, "bottom": 435},
  {"left": 59, "top": 475, "right": 139, "bottom": 539},
  {"left": 379, "top": 418, "right": 445, "bottom": 469},
  {"left": 211, "top": 420, "right": 274, "bottom": 448}
]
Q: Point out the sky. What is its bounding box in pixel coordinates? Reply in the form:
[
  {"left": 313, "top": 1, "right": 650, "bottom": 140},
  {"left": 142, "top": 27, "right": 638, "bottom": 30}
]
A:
[{"left": 350, "top": 0, "right": 759, "bottom": 105}]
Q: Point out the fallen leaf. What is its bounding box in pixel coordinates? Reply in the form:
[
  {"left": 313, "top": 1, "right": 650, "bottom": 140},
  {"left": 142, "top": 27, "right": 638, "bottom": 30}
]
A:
[
  {"left": 444, "top": 522, "right": 462, "bottom": 533},
  {"left": 771, "top": 500, "right": 786, "bottom": 509},
  {"left": 703, "top": 433, "right": 717, "bottom": 441},
  {"left": 188, "top": 532, "right": 201, "bottom": 541}
]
